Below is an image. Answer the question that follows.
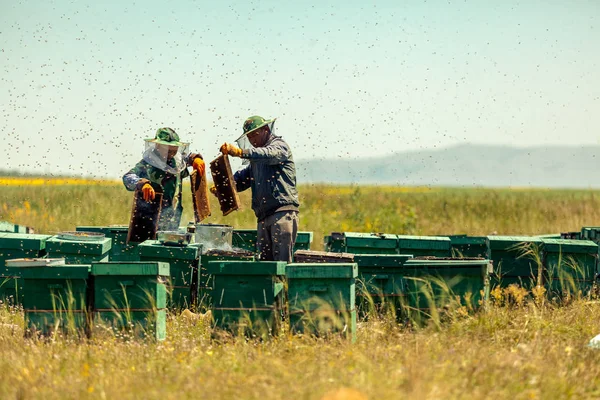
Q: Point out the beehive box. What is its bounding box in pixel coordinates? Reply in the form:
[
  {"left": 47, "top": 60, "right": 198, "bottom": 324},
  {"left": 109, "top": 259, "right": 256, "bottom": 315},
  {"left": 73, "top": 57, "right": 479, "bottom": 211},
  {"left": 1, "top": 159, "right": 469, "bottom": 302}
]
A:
[
  {"left": 14, "top": 264, "right": 91, "bottom": 337},
  {"left": 0, "top": 233, "right": 53, "bottom": 305},
  {"left": 286, "top": 263, "right": 357, "bottom": 342},
  {"left": 449, "top": 235, "right": 488, "bottom": 258},
  {"left": 208, "top": 261, "right": 286, "bottom": 338},
  {"left": 487, "top": 236, "right": 543, "bottom": 289},
  {"left": 232, "top": 229, "right": 313, "bottom": 253},
  {"left": 0, "top": 221, "right": 34, "bottom": 234},
  {"left": 537, "top": 233, "right": 562, "bottom": 239},
  {"left": 46, "top": 236, "right": 111, "bottom": 265},
  {"left": 138, "top": 240, "right": 200, "bottom": 310},
  {"left": 581, "top": 227, "right": 600, "bottom": 242},
  {"left": 76, "top": 226, "right": 139, "bottom": 262},
  {"left": 197, "top": 249, "right": 254, "bottom": 312},
  {"left": 91, "top": 262, "right": 169, "bottom": 341},
  {"left": 293, "top": 250, "right": 355, "bottom": 264},
  {"left": 402, "top": 258, "right": 492, "bottom": 323},
  {"left": 323, "top": 232, "right": 398, "bottom": 255},
  {"left": 397, "top": 236, "right": 452, "bottom": 258},
  {"left": 541, "top": 239, "right": 598, "bottom": 296},
  {"left": 323, "top": 232, "right": 346, "bottom": 253},
  {"left": 353, "top": 254, "right": 413, "bottom": 314}
]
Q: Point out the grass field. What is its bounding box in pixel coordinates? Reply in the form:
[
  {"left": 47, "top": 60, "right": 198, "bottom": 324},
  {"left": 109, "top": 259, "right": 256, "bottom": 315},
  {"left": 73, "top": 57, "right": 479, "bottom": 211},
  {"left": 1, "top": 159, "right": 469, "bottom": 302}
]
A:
[{"left": 2, "top": 179, "right": 600, "bottom": 399}]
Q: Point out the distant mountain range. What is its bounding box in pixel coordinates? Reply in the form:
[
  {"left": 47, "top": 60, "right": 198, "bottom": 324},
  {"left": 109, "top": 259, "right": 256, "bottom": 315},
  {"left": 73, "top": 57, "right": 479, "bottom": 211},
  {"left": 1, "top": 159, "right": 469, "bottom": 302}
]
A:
[{"left": 295, "top": 144, "right": 600, "bottom": 188}]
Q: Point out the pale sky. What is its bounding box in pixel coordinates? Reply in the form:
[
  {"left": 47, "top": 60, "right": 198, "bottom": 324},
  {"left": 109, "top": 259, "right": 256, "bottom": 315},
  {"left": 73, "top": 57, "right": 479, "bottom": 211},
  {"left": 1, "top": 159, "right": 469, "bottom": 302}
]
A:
[{"left": 1, "top": 0, "right": 598, "bottom": 178}]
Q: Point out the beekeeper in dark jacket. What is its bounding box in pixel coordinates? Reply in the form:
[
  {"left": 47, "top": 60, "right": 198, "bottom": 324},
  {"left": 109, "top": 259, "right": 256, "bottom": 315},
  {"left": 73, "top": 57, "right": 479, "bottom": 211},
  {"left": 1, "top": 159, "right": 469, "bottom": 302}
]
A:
[{"left": 220, "top": 116, "right": 300, "bottom": 262}]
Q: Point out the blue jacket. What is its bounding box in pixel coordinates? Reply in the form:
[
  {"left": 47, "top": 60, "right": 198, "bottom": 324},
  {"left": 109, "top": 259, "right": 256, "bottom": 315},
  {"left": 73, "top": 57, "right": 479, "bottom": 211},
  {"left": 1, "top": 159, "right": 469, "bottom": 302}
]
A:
[{"left": 233, "top": 135, "right": 300, "bottom": 221}]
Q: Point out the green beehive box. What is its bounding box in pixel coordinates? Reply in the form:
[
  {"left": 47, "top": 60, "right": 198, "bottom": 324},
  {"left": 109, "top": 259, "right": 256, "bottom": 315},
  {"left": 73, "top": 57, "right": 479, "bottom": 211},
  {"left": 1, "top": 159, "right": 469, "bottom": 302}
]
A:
[
  {"left": 76, "top": 226, "right": 139, "bottom": 262},
  {"left": 353, "top": 255, "right": 413, "bottom": 314},
  {"left": 581, "top": 227, "right": 600, "bottom": 242},
  {"left": 402, "top": 258, "right": 492, "bottom": 323},
  {"left": 91, "top": 262, "right": 169, "bottom": 341},
  {"left": 232, "top": 229, "right": 313, "bottom": 253},
  {"left": 397, "top": 236, "right": 451, "bottom": 258},
  {"left": 449, "top": 235, "right": 488, "bottom": 258},
  {"left": 16, "top": 264, "right": 91, "bottom": 337},
  {"left": 198, "top": 249, "right": 255, "bottom": 312},
  {"left": 0, "top": 221, "right": 33, "bottom": 234},
  {"left": 323, "top": 232, "right": 398, "bottom": 255},
  {"left": 46, "top": 236, "right": 111, "bottom": 265},
  {"left": 345, "top": 232, "right": 398, "bottom": 254},
  {"left": 208, "top": 261, "right": 286, "bottom": 337},
  {"left": 0, "top": 233, "right": 53, "bottom": 305},
  {"left": 286, "top": 263, "right": 357, "bottom": 341},
  {"left": 138, "top": 240, "right": 199, "bottom": 310},
  {"left": 323, "top": 233, "right": 346, "bottom": 253},
  {"left": 541, "top": 239, "right": 598, "bottom": 296},
  {"left": 487, "top": 236, "right": 543, "bottom": 289}
]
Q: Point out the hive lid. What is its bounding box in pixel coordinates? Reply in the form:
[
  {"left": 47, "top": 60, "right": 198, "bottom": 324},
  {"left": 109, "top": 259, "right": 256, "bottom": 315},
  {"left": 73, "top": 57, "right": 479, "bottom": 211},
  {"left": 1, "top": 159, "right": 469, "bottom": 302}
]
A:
[
  {"left": 487, "top": 236, "right": 542, "bottom": 250},
  {"left": 404, "top": 258, "right": 491, "bottom": 267},
  {"left": 5, "top": 258, "right": 66, "bottom": 267},
  {"left": 0, "top": 233, "right": 54, "bottom": 250},
  {"left": 353, "top": 254, "right": 413, "bottom": 267},
  {"left": 76, "top": 226, "right": 129, "bottom": 234},
  {"left": 286, "top": 263, "right": 358, "bottom": 279},
  {"left": 541, "top": 238, "right": 598, "bottom": 254},
  {"left": 91, "top": 261, "right": 170, "bottom": 276},
  {"left": 46, "top": 236, "right": 112, "bottom": 255},
  {"left": 18, "top": 264, "right": 91, "bottom": 279},
  {"left": 138, "top": 240, "right": 199, "bottom": 260},
  {"left": 449, "top": 236, "right": 488, "bottom": 246},
  {"left": 397, "top": 235, "right": 452, "bottom": 250},
  {"left": 57, "top": 231, "right": 106, "bottom": 241},
  {"left": 206, "top": 260, "right": 286, "bottom": 275},
  {"left": 344, "top": 232, "right": 398, "bottom": 249}
]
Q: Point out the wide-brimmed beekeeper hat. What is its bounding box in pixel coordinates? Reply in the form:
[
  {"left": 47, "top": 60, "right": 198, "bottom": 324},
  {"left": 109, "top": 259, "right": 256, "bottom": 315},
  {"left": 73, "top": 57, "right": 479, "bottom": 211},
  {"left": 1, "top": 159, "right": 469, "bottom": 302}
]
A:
[{"left": 145, "top": 127, "right": 189, "bottom": 147}]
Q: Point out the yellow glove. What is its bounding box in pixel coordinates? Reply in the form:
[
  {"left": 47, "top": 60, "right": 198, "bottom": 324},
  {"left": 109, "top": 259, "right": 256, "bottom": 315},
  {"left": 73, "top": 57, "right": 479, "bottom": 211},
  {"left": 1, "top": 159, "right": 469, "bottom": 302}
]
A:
[
  {"left": 142, "top": 183, "right": 155, "bottom": 202},
  {"left": 209, "top": 185, "right": 218, "bottom": 197},
  {"left": 192, "top": 157, "right": 205, "bottom": 176},
  {"left": 220, "top": 142, "right": 242, "bottom": 158}
]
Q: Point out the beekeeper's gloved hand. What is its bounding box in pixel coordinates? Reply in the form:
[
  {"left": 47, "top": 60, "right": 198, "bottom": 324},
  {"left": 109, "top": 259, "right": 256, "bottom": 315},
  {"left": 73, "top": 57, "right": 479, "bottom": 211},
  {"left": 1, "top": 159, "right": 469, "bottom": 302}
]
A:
[
  {"left": 209, "top": 185, "right": 218, "bottom": 198},
  {"left": 220, "top": 143, "right": 242, "bottom": 158},
  {"left": 142, "top": 184, "right": 155, "bottom": 202},
  {"left": 192, "top": 157, "right": 205, "bottom": 176}
]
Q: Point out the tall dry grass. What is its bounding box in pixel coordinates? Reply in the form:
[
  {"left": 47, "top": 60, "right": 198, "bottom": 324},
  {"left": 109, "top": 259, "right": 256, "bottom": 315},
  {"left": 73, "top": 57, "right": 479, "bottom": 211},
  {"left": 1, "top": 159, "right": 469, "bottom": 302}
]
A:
[
  {"left": 3, "top": 180, "right": 600, "bottom": 399},
  {"left": 2, "top": 182, "right": 600, "bottom": 247}
]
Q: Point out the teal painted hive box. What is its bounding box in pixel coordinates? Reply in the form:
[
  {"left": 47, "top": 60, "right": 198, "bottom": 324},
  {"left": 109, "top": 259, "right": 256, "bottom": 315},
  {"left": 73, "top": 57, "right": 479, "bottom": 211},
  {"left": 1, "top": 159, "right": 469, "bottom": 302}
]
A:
[
  {"left": 353, "top": 254, "right": 413, "bottom": 315},
  {"left": 76, "top": 226, "right": 139, "bottom": 262},
  {"left": 0, "top": 233, "right": 53, "bottom": 306},
  {"left": 138, "top": 240, "right": 200, "bottom": 310},
  {"left": 449, "top": 235, "right": 488, "bottom": 258},
  {"left": 541, "top": 238, "right": 598, "bottom": 297},
  {"left": 46, "top": 236, "right": 111, "bottom": 265},
  {"left": 402, "top": 258, "right": 492, "bottom": 322},
  {"left": 323, "top": 232, "right": 398, "bottom": 255},
  {"left": 397, "top": 236, "right": 451, "bottom": 258},
  {"left": 232, "top": 229, "right": 313, "bottom": 253},
  {"left": 286, "top": 263, "right": 357, "bottom": 342},
  {"left": 14, "top": 264, "right": 91, "bottom": 337},
  {"left": 487, "top": 236, "right": 543, "bottom": 289},
  {"left": 197, "top": 249, "right": 255, "bottom": 312},
  {"left": 91, "top": 262, "right": 169, "bottom": 341},
  {"left": 208, "top": 261, "right": 286, "bottom": 338}
]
